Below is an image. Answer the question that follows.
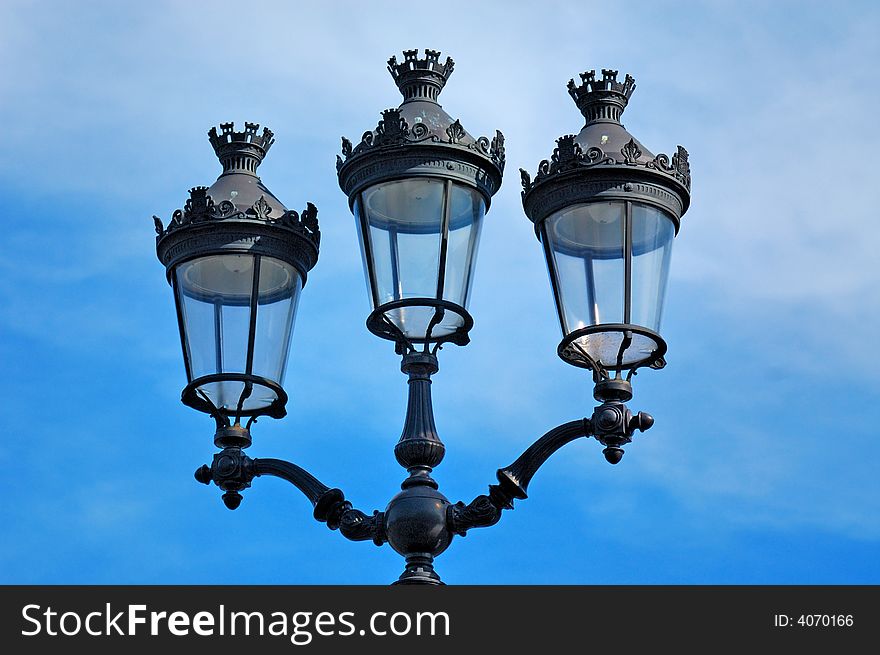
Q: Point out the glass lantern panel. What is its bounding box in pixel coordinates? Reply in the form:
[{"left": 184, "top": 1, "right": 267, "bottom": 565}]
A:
[
  {"left": 355, "top": 179, "right": 484, "bottom": 340},
  {"left": 359, "top": 178, "right": 444, "bottom": 305},
  {"left": 175, "top": 254, "right": 300, "bottom": 413},
  {"left": 176, "top": 253, "right": 254, "bottom": 384},
  {"left": 251, "top": 257, "right": 303, "bottom": 387},
  {"left": 442, "top": 184, "right": 486, "bottom": 308},
  {"left": 630, "top": 203, "right": 675, "bottom": 332},
  {"left": 543, "top": 201, "right": 626, "bottom": 333}
]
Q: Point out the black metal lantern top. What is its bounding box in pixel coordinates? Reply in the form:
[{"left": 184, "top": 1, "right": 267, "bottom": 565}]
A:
[
  {"left": 154, "top": 123, "right": 320, "bottom": 424},
  {"left": 337, "top": 49, "right": 505, "bottom": 352},
  {"left": 336, "top": 49, "right": 505, "bottom": 208},
  {"left": 521, "top": 70, "right": 692, "bottom": 388}
]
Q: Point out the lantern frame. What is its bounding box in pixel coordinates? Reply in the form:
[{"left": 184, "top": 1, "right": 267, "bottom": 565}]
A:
[
  {"left": 521, "top": 69, "right": 692, "bottom": 380},
  {"left": 337, "top": 49, "right": 504, "bottom": 353},
  {"left": 155, "top": 123, "right": 320, "bottom": 423}
]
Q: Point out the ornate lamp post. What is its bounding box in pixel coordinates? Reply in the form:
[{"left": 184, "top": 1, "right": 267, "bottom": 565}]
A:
[
  {"left": 154, "top": 122, "right": 320, "bottom": 507},
  {"left": 520, "top": 69, "right": 691, "bottom": 463},
  {"left": 153, "top": 52, "right": 691, "bottom": 584}
]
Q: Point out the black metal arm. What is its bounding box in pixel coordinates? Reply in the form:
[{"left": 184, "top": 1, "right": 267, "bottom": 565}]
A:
[
  {"left": 190, "top": 362, "right": 655, "bottom": 584},
  {"left": 447, "top": 419, "right": 591, "bottom": 535},
  {"left": 448, "top": 394, "right": 655, "bottom": 536},
  {"left": 195, "top": 442, "right": 385, "bottom": 546}
]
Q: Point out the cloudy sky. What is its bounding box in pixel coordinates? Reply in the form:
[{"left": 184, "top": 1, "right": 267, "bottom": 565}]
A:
[{"left": 1, "top": 0, "right": 878, "bottom": 584}]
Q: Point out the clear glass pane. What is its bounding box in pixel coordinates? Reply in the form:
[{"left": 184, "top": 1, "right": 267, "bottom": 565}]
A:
[
  {"left": 175, "top": 254, "right": 301, "bottom": 413},
  {"left": 356, "top": 178, "right": 484, "bottom": 340},
  {"left": 353, "top": 198, "right": 376, "bottom": 306},
  {"left": 543, "top": 202, "right": 626, "bottom": 333},
  {"left": 630, "top": 204, "right": 675, "bottom": 331},
  {"left": 176, "top": 254, "right": 255, "bottom": 381},
  {"left": 443, "top": 184, "right": 486, "bottom": 308},
  {"left": 382, "top": 305, "right": 467, "bottom": 339},
  {"left": 359, "top": 178, "right": 444, "bottom": 307},
  {"left": 252, "top": 258, "right": 303, "bottom": 385}
]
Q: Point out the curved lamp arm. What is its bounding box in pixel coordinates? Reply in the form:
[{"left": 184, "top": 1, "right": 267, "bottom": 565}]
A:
[
  {"left": 447, "top": 419, "right": 591, "bottom": 536},
  {"left": 448, "top": 398, "right": 654, "bottom": 536},
  {"left": 195, "top": 449, "right": 385, "bottom": 546}
]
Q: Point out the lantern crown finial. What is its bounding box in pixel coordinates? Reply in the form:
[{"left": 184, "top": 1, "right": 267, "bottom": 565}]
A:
[
  {"left": 567, "top": 70, "right": 636, "bottom": 125},
  {"left": 208, "top": 122, "right": 275, "bottom": 176},
  {"left": 387, "top": 48, "right": 455, "bottom": 103}
]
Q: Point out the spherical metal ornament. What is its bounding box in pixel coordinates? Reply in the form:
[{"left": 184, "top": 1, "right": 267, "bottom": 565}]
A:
[{"left": 383, "top": 485, "right": 453, "bottom": 558}]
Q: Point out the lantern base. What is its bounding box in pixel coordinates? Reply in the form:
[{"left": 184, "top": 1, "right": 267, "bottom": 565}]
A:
[
  {"left": 182, "top": 373, "right": 288, "bottom": 423},
  {"left": 366, "top": 298, "right": 473, "bottom": 354},
  {"left": 557, "top": 324, "right": 667, "bottom": 374}
]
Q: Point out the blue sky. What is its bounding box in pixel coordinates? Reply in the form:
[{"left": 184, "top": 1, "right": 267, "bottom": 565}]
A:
[{"left": 1, "top": 0, "right": 878, "bottom": 584}]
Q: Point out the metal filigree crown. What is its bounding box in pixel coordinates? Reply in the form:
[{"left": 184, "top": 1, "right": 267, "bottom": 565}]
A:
[
  {"left": 567, "top": 70, "right": 636, "bottom": 124},
  {"left": 387, "top": 48, "right": 455, "bottom": 102},
  {"left": 154, "top": 186, "right": 320, "bottom": 249},
  {"left": 208, "top": 122, "right": 275, "bottom": 175},
  {"left": 336, "top": 50, "right": 505, "bottom": 205}
]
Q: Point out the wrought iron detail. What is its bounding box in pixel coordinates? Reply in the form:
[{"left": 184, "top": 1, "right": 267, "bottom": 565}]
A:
[
  {"left": 621, "top": 138, "right": 642, "bottom": 164},
  {"left": 155, "top": 188, "right": 320, "bottom": 252},
  {"left": 188, "top": 364, "right": 660, "bottom": 582},
  {"left": 250, "top": 195, "right": 272, "bottom": 220},
  {"left": 337, "top": 108, "right": 506, "bottom": 175},
  {"left": 337, "top": 49, "right": 505, "bottom": 207},
  {"left": 194, "top": 430, "right": 386, "bottom": 545},
  {"left": 521, "top": 138, "right": 690, "bottom": 197},
  {"left": 446, "top": 119, "right": 466, "bottom": 143}
]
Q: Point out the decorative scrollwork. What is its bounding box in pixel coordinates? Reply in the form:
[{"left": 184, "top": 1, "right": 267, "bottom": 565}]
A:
[
  {"left": 213, "top": 200, "right": 236, "bottom": 218},
  {"left": 249, "top": 195, "right": 273, "bottom": 220},
  {"left": 157, "top": 188, "right": 319, "bottom": 249},
  {"left": 489, "top": 130, "right": 505, "bottom": 170},
  {"left": 375, "top": 108, "right": 408, "bottom": 145},
  {"left": 672, "top": 145, "right": 690, "bottom": 189},
  {"left": 649, "top": 153, "right": 671, "bottom": 172},
  {"left": 446, "top": 119, "right": 466, "bottom": 143},
  {"left": 448, "top": 495, "right": 502, "bottom": 536},
  {"left": 337, "top": 112, "right": 504, "bottom": 182},
  {"left": 410, "top": 122, "right": 430, "bottom": 140},
  {"left": 525, "top": 133, "right": 691, "bottom": 192},
  {"left": 273, "top": 202, "right": 320, "bottom": 248},
  {"left": 621, "top": 138, "right": 642, "bottom": 164},
  {"left": 520, "top": 168, "right": 531, "bottom": 194},
  {"left": 584, "top": 146, "right": 605, "bottom": 163}
]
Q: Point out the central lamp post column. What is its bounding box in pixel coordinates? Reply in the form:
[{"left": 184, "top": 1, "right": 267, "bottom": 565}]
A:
[{"left": 337, "top": 49, "right": 505, "bottom": 584}]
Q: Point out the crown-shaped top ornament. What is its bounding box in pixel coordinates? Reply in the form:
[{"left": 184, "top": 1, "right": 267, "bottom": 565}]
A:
[
  {"left": 208, "top": 122, "right": 275, "bottom": 175},
  {"left": 387, "top": 48, "right": 455, "bottom": 102},
  {"left": 567, "top": 70, "right": 636, "bottom": 125}
]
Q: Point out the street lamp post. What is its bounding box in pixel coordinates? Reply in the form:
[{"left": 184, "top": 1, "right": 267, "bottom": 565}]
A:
[{"left": 153, "top": 50, "right": 691, "bottom": 584}]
